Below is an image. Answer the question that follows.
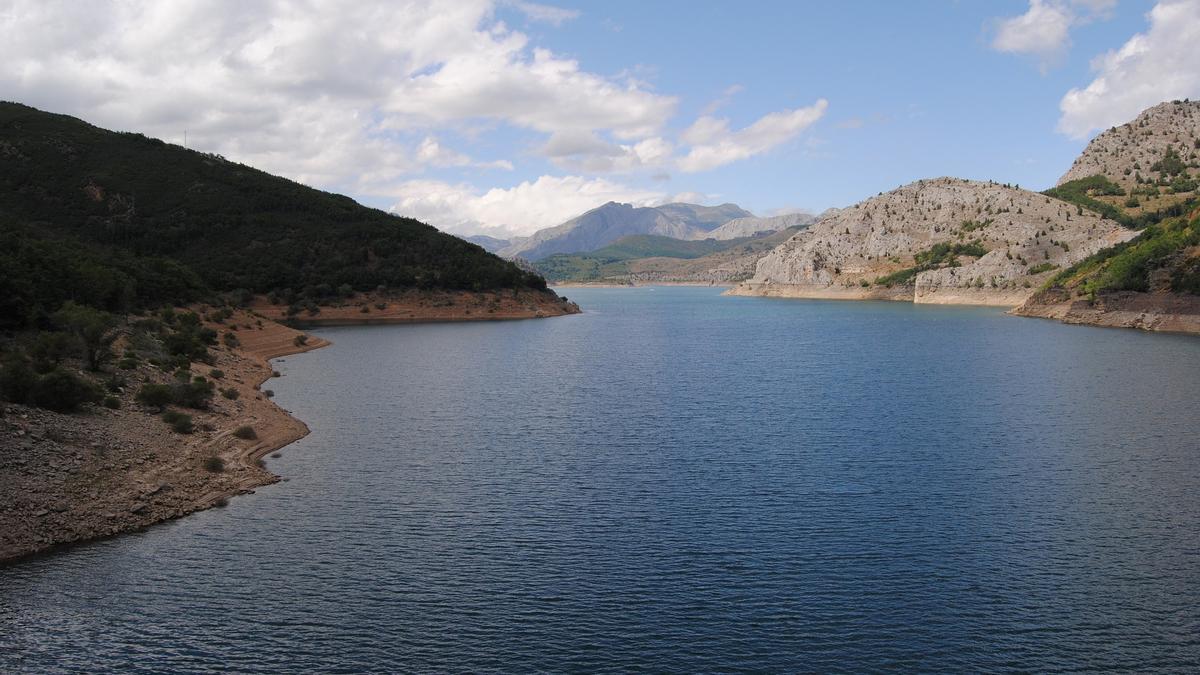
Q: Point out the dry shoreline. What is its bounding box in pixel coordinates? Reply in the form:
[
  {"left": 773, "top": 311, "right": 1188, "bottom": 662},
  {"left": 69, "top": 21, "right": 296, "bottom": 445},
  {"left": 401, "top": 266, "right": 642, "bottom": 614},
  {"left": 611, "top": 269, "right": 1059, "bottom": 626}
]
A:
[
  {"left": 1012, "top": 290, "right": 1200, "bottom": 335},
  {"left": 1, "top": 290, "right": 578, "bottom": 564},
  {"left": 0, "top": 311, "right": 328, "bottom": 564},
  {"left": 250, "top": 288, "right": 580, "bottom": 326},
  {"left": 551, "top": 281, "right": 734, "bottom": 288}
]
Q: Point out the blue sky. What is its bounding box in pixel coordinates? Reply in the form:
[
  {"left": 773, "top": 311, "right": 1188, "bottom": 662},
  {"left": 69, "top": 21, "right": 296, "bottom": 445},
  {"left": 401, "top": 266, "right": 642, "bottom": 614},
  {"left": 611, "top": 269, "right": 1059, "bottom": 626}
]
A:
[
  {"left": 472, "top": 0, "right": 1163, "bottom": 215},
  {"left": 4, "top": 1, "right": 1198, "bottom": 236}
]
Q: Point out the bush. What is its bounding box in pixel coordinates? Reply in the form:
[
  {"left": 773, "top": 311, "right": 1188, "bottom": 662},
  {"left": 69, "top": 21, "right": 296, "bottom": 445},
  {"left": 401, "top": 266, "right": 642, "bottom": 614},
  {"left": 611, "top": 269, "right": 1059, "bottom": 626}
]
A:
[
  {"left": 264, "top": 389, "right": 275, "bottom": 398},
  {"left": 162, "top": 410, "right": 194, "bottom": 434},
  {"left": 233, "top": 425, "right": 257, "bottom": 440},
  {"left": 137, "top": 383, "right": 175, "bottom": 409},
  {"left": 293, "top": 334, "right": 308, "bottom": 347},
  {"left": 29, "top": 369, "right": 101, "bottom": 412},
  {"left": 203, "top": 456, "right": 225, "bottom": 473},
  {"left": 103, "top": 395, "right": 121, "bottom": 409},
  {"left": 223, "top": 332, "right": 240, "bottom": 348},
  {"left": 209, "top": 369, "right": 224, "bottom": 379},
  {"left": 173, "top": 378, "right": 215, "bottom": 409},
  {"left": 0, "top": 356, "right": 38, "bottom": 403},
  {"left": 220, "top": 387, "right": 240, "bottom": 400}
]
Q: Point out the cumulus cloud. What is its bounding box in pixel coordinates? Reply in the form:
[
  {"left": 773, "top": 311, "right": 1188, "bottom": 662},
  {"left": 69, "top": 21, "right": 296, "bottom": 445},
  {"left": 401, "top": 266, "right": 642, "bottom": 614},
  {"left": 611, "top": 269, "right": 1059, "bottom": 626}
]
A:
[
  {"left": 678, "top": 99, "right": 828, "bottom": 172},
  {"left": 0, "top": 0, "right": 671, "bottom": 190},
  {"left": 389, "top": 176, "right": 668, "bottom": 236},
  {"left": 990, "top": 0, "right": 1116, "bottom": 70},
  {"left": 416, "top": 136, "right": 513, "bottom": 170},
  {"left": 0, "top": 1, "right": 832, "bottom": 236},
  {"left": 1058, "top": 0, "right": 1200, "bottom": 138}
]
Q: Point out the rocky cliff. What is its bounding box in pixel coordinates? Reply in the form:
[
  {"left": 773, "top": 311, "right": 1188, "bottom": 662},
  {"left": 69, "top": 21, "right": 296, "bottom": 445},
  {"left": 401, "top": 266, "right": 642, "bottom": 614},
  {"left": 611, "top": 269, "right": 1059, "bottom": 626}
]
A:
[{"left": 729, "top": 178, "right": 1135, "bottom": 306}]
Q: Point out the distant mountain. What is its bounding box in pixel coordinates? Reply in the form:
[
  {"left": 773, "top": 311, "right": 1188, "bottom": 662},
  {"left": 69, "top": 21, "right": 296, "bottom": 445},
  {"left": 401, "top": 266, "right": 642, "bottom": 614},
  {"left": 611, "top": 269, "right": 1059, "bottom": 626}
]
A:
[
  {"left": 537, "top": 228, "right": 805, "bottom": 285},
  {"left": 498, "top": 201, "right": 752, "bottom": 261},
  {"left": 462, "top": 234, "right": 510, "bottom": 253},
  {"left": 697, "top": 212, "right": 815, "bottom": 240}
]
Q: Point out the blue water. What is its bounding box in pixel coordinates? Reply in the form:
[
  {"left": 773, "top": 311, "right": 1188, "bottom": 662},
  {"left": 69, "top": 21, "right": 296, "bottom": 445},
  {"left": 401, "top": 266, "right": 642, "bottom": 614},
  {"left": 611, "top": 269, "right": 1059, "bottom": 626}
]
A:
[{"left": 3, "top": 286, "right": 1200, "bottom": 672}]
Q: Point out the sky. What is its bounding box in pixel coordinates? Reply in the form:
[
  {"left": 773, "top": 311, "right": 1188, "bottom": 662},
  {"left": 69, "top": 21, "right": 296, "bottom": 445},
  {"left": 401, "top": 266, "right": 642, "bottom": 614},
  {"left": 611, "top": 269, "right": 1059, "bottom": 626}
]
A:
[{"left": 3, "top": 0, "right": 1200, "bottom": 239}]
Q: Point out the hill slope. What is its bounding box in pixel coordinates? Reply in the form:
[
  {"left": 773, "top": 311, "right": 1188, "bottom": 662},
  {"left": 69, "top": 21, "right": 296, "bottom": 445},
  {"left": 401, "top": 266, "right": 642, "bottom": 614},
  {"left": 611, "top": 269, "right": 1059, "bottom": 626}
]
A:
[
  {"left": 730, "top": 178, "right": 1134, "bottom": 306},
  {"left": 1015, "top": 101, "right": 1200, "bottom": 334},
  {"left": 1058, "top": 100, "right": 1200, "bottom": 190},
  {"left": 0, "top": 101, "right": 550, "bottom": 326},
  {"left": 498, "top": 201, "right": 751, "bottom": 261}
]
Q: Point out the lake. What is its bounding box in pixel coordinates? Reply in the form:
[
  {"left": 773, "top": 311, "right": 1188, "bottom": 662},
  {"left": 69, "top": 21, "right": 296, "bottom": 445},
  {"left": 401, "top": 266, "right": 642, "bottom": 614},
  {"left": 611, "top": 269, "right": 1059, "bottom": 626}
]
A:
[{"left": 3, "top": 286, "right": 1200, "bottom": 672}]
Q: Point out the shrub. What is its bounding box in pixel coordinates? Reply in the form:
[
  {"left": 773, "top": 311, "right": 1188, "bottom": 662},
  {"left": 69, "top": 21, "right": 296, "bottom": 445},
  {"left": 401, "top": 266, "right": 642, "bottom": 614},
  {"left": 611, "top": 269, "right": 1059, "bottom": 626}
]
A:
[
  {"left": 209, "top": 369, "right": 224, "bottom": 379},
  {"left": 136, "top": 383, "right": 175, "bottom": 409},
  {"left": 233, "top": 425, "right": 257, "bottom": 440},
  {"left": 264, "top": 389, "right": 275, "bottom": 398},
  {"left": 203, "top": 456, "right": 225, "bottom": 473},
  {"left": 0, "top": 356, "right": 38, "bottom": 403},
  {"left": 173, "top": 378, "right": 215, "bottom": 409},
  {"left": 30, "top": 369, "right": 101, "bottom": 412},
  {"left": 293, "top": 335, "right": 308, "bottom": 347},
  {"left": 118, "top": 357, "right": 139, "bottom": 370},
  {"left": 223, "top": 332, "right": 240, "bottom": 348},
  {"left": 162, "top": 410, "right": 194, "bottom": 434},
  {"left": 220, "top": 387, "right": 240, "bottom": 400}
]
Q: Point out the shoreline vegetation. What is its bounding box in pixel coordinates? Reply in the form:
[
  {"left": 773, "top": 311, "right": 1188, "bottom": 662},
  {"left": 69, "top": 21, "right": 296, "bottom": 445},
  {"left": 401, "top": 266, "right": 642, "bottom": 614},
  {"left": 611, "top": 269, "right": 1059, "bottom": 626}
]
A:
[
  {"left": 0, "top": 102, "right": 582, "bottom": 563},
  {"left": 0, "top": 293, "right": 577, "bottom": 564}
]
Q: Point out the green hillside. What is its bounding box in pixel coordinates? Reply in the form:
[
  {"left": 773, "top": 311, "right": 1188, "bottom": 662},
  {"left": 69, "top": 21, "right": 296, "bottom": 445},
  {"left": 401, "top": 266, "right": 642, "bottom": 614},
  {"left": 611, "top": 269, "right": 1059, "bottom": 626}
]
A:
[
  {"left": 0, "top": 102, "right": 545, "bottom": 327},
  {"left": 1033, "top": 173, "right": 1199, "bottom": 301}
]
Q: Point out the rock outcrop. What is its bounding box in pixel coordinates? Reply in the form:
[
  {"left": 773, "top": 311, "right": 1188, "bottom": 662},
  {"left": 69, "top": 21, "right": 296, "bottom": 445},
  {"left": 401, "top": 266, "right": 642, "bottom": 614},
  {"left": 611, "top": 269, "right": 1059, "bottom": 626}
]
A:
[
  {"left": 729, "top": 178, "right": 1136, "bottom": 306},
  {"left": 1058, "top": 100, "right": 1200, "bottom": 189},
  {"left": 695, "top": 212, "right": 815, "bottom": 240}
]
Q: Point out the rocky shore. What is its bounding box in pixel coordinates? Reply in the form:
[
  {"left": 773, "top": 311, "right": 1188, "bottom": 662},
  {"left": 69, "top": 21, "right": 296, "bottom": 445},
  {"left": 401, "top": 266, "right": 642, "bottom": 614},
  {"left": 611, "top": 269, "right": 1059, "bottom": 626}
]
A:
[
  {"left": 250, "top": 288, "right": 580, "bottom": 325},
  {"left": 0, "top": 312, "right": 328, "bottom": 563},
  {"left": 1012, "top": 288, "right": 1200, "bottom": 335},
  {"left": 0, "top": 290, "right": 582, "bottom": 564}
]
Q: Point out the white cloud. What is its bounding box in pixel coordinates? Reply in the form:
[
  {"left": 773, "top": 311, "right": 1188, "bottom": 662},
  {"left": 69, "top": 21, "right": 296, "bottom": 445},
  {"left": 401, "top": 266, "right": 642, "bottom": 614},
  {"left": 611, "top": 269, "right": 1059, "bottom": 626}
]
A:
[
  {"left": 0, "top": 0, "right": 672, "bottom": 190},
  {"left": 389, "top": 175, "right": 668, "bottom": 236},
  {"left": 990, "top": 0, "right": 1116, "bottom": 70},
  {"left": 416, "top": 136, "right": 513, "bottom": 170},
  {"left": 678, "top": 99, "right": 828, "bottom": 172},
  {"left": 1058, "top": 0, "right": 1200, "bottom": 138}
]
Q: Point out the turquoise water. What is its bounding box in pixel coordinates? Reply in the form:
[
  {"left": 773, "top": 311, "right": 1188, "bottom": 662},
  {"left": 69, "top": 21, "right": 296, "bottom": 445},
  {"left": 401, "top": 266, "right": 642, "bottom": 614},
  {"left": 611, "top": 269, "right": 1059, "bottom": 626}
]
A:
[{"left": 3, "top": 286, "right": 1200, "bottom": 672}]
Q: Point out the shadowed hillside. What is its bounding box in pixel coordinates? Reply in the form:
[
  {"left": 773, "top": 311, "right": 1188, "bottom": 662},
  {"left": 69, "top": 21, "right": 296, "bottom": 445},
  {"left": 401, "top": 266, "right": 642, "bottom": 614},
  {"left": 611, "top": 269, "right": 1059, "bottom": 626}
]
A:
[{"left": 0, "top": 101, "right": 549, "bottom": 326}]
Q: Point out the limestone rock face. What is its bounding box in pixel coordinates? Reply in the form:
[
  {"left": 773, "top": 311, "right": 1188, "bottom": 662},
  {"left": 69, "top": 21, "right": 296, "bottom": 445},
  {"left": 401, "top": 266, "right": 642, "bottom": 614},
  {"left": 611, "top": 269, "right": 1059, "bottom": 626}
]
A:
[
  {"left": 731, "top": 177, "right": 1136, "bottom": 306},
  {"left": 1058, "top": 100, "right": 1200, "bottom": 188},
  {"left": 695, "top": 212, "right": 815, "bottom": 240}
]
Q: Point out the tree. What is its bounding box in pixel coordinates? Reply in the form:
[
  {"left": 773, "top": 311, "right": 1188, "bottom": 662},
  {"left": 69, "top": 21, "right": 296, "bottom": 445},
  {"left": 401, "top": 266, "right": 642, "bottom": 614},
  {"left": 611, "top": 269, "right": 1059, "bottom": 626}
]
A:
[{"left": 53, "top": 302, "right": 118, "bottom": 371}]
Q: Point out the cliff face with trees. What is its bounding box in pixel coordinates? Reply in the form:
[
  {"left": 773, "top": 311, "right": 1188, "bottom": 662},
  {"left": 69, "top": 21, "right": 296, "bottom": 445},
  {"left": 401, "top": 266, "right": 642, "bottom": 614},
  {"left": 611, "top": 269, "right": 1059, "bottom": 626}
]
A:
[{"left": 1013, "top": 101, "right": 1200, "bottom": 333}]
